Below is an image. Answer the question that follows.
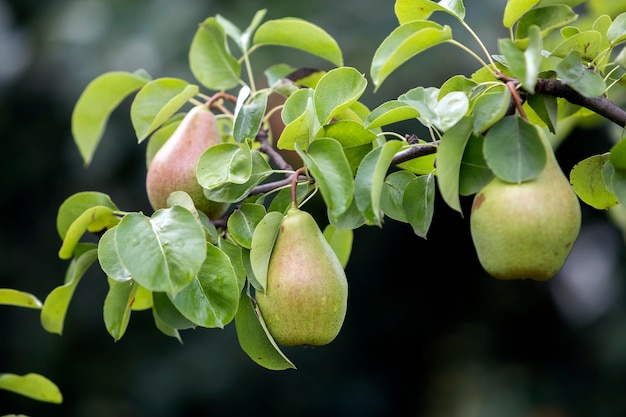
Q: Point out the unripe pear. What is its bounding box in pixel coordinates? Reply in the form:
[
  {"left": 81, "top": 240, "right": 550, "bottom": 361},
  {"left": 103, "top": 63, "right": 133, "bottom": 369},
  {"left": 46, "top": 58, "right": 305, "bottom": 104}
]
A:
[
  {"left": 146, "top": 105, "right": 228, "bottom": 219},
  {"left": 469, "top": 131, "right": 581, "bottom": 281},
  {"left": 256, "top": 204, "right": 348, "bottom": 346}
]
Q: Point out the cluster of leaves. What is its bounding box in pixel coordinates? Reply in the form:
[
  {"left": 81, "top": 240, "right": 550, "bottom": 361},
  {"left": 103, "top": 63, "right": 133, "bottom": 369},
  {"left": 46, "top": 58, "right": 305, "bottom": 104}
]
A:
[{"left": 7, "top": 0, "right": 626, "bottom": 382}]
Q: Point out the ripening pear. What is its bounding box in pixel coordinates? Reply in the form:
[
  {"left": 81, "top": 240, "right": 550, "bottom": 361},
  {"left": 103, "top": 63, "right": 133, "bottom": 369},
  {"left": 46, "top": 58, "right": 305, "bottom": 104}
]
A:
[
  {"left": 146, "top": 105, "right": 228, "bottom": 219},
  {"left": 255, "top": 204, "right": 348, "bottom": 346},
  {"left": 470, "top": 131, "right": 581, "bottom": 281}
]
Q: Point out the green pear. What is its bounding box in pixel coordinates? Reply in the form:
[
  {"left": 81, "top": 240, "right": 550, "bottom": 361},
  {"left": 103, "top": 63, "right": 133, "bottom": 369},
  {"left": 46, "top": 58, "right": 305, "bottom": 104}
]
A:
[
  {"left": 255, "top": 204, "right": 348, "bottom": 346},
  {"left": 146, "top": 105, "right": 228, "bottom": 219},
  {"left": 469, "top": 132, "right": 581, "bottom": 281}
]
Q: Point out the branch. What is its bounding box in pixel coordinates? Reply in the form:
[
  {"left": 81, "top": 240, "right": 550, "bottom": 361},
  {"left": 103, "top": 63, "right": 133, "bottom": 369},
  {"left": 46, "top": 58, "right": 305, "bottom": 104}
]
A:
[{"left": 534, "top": 78, "right": 626, "bottom": 127}]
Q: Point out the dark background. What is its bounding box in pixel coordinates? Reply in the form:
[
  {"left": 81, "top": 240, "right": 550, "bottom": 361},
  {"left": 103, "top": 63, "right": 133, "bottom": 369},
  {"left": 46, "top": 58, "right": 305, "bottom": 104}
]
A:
[{"left": 2, "top": 1, "right": 626, "bottom": 416}]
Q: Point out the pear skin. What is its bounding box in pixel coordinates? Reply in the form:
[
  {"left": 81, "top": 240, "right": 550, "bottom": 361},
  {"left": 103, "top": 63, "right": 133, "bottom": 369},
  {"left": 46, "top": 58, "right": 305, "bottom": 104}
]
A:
[
  {"left": 146, "top": 105, "right": 228, "bottom": 219},
  {"left": 470, "top": 132, "right": 581, "bottom": 281},
  {"left": 256, "top": 205, "right": 348, "bottom": 346}
]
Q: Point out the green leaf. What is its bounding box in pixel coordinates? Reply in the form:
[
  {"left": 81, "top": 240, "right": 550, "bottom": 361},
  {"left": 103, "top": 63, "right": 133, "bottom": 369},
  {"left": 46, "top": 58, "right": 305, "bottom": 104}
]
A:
[
  {"left": 395, "top": 0, "right": 466, "bottom": 24},
  {"left": 56, "top": 191, "right": 119, "bottom": 240},
  {"left": 322, "top": 225, "right": 353, "bottom": 268},
  {"left": 152, "top": 291, "right": 196, "bottom": 330},
  {"left": 403, "top": 172, "right": 436, "bottom": 238},
  {"left": 550, "top": 30, "right": 603, "bottom": 62},
  {"left": 189, "top": 17, "right": 241, "bottom": 90},
  {"left": 611, "top": 138, "right": 626, "bottom": 169},
  {"left": 0, "top": 373, "right": 62, "bottom": 404},
  {"left": 503, "top": 0, "right": 541, "bottom": 28},
  {"left": 0, "top": 289, "right": 42, "bottom": 309},
  {"left": 71, "top": 70, "right": 149, "bottom": 166},
  {"left": 607, "top": 12, "right": 626, "bottom": 45},
  {"left": 98, "top": 227, "right": 131, "bottom": 282},
  {"left": 151, "top": 306, "right": 182, "bottom": 342},
  {"left": 354, "top": 140, "right": 404, "bottom": 226},
  {"left": 145, "top": 114, "right": 184, "bottom": 167},
  {"left": 168, "top": 243, "right": 239, "bottom": 328},
  {"left": 234, "top": 292, "right": 296, "bottom": 371},
  {"left": 571, "top": 154, "right": 617, "bottom": 209},
  {"left": 434, "top": 91, "right": 469, "bottom": 131},
  {"left": 41, "top": 247, "right": 98, "bottom": 335},
  {"left": 499, "top": 27, "right": 542, "bottom": 94},
  {"left": 526, "top": 93, "right": 558, "bottom": 133},
  {"left": 381, "top": 170, "right": 418, "bottom": 223},
  {"left": 365, "top": 100, "right": 421, "bottom": 129},
  {"left": 233, "top": 90, "right": 268, "bottom": 143},
  {"left": 253, "top": 17, "right": 343, "bottom": 67},
  {"left": 472, "top": 88, "right": 512, "bottom": 134},
  {"left": 277, "top": 96, "right": 319, "bottom": 150},
  {"left": 320, "top": 120, "right": 377, "bottom": 147},
  {"left": 130, "top": 78, "right": 198, "bottom": 142},
  {"left": 58, "top": 205, "right": 119, "bottom": 260},
  {"left": 249, "top": 211, "right": 283, "bottom": 292},
  {"left": 556, "top": 51, "right": 606, "bottom": 98},
  {"left": 515, "top": 5, "right": 579, "bottom": 43},
  {"left": 218, "top": 237, "right": 247, "bottom": 292},
  {"left": 484, "top": 116, "right": 546, "bottom": 183},
  {"left": 371, "top": 21, "right": 452, "bottom": 91},
  {"left": 196, "top": 142, "right": 253, "bottom": 189},
  {"left": 227, "top": 203, "right": 267, "bottom": 249},
  {"left": 436, "top": 116, "right": 473, "bottom": 214},
  {"left": 103, "top": 279, "right": 138, "bottom": 341},
  {"left": 314, "top": 67, "right": 367, "bottom": 125},
  {"left": 114, "top": 207, "right": 207, "bottom": 294},
  {"left": 296, "top": 138, "right": 355, "bottom": 220}
]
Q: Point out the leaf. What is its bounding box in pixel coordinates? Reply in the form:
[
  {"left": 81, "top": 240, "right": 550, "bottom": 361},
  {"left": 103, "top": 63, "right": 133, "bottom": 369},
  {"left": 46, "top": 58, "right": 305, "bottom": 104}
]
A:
[
  {"left": 320, "top": 120, "right": 377, "bottom": 147},
  {"left": 483, "top": 116, "right": 546, "bottom": 183},
  {"left": 277, "top": 96, "right": 319, "bottom": 150},
  {"left": 434, "top": 91, "right": 469, "bottom": 131},
  {"left": 98, "top": 227, "right": 132, "bottom": 282},
  {"left": 550, "top": 30, "right": 603, "bottom": 62},
  {"left": 41, "top": 247, "right": 98, "bottom": 335},
  {"left": 103, "top": 279, "right": 138, "bottom": 341},
  {"left": 168, "top": 243, "right": 239, "bottom": 328},
  {"left": 0, "top": 373, "right": 62, "bottom": 404},
  {"left": 56, "top": 191, "right": 119, "bottom": 240},
  {"left": 130, "top": 78, "right": 198, "bottom": 142},
  {"left": 472, "top": 88, "right": 512, "bottom": 134},
  {"left": 499, "top": 26, "right": 542, "bottom": 94},
  {"left": 371, "top": 21, "right": 452, "bottom": 90},
  {"left": 227, "top": 203, "right": 267, "bottom": 249},
  {"left": 233, "top": 90, "right": 268, "bottom": 143},
  {"left": 314, "top": 67, "right": 367, "bottom": 125},
  {"left": 71, "top": 70, "right": 149, "bottom": 166},
  {"left": 234, "top": 292, "right": 296, "bottom": 371},
  {"left": 0, "top": 289, "right": 42, "bottom": 309},
  {"left": 152, "top": 291, "right": 196, "bottom": 330},
  {"left": 556, "top": 51, "right": 606, "bottom": 98},
  {"left": 570, "top": 154, "right": 617, "bottom": 209},
  {"left": 515, "top": 5, "right": 579, "bottom": 43},
  {"left": 196, "top": 142, "right": 253, "bottom": 189},
  {"left": 611, "top": 138, "right": 626, "bottom": 169},
  {"left": 189, "top": 17, "right": 241, "bottom": 90},
  {"left": 296, "top": 138, "right": 355, "bottom": 220},
  {"left": 365, "top": 100, "right": 421, "bottom": 129},
  {"left": 526, "top": 93, "right": 558, "bottom": 133},
  {"left": 503, "top": 0, "right": 541, "bottom": 28},
  {"left": 249, "top": 211, "right": 283, "bottom": 292},
  {"left": 403, "top": 172, "right": 436, "bottom": 238},
  {"left": 57, "top": 205, "right": 119, "bottom": 260},
  {"left": 395, "top": 0, "right": 466, "bottom": 24},
  {"left": 435, "top": 116, "right": 473, "bottom": 214},
  {"left": 354, "top": 140, "right": 403, "bottom": 226},
  {"left": 114, "top": 207, "right": 207, "bottom": 294},
  {"left": 607, "top": 12, "right": 626, "bottom": 45},
  {"left": 253, "top": 17, "right": 343, "bottom": 67},
  {"left": 381, "top": 170, "right": 418, "bottom": 223},
  {"left": 322, "top": 225, "right": 353, "bottom": 268}
]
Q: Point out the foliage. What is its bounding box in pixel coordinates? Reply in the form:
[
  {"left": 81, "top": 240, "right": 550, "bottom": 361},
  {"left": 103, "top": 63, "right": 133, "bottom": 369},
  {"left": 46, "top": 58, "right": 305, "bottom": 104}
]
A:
[{"left": 5, "top": 2, "right": 626, "bottom": 400}]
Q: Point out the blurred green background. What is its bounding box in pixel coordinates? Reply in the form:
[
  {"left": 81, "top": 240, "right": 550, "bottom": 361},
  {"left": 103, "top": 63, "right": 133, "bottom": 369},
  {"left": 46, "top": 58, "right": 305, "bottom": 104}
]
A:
[{"left": 2, "top": 0, "right": 626, "bottom": 416}]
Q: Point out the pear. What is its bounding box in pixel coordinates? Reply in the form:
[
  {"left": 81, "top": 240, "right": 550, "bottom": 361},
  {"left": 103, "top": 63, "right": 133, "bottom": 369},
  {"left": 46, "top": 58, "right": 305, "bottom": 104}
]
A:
[
  {"left": 469, "top": 132, "right": 581, "bottom": 281},
  {"left": 255, "top": 204, "right": 348, "bottom": 346},
  {"left": 146, "top": 105, "right": 228, "bottom": 219}
]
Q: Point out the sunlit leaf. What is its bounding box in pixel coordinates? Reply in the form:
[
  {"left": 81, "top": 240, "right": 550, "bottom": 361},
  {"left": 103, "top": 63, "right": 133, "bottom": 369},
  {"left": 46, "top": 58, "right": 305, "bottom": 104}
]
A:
[
  {"left": 365, "top": 100, "right": 421, "bottom": 129},
  {"left": 0, "top": 289, "right": 42, "bottom": 309},
  {"left": 233, "top": 90, "right": 268, "bottom": 143},
  {"left": 71, "top": 70, "right": 149, "bottom": 166},
  {"left": 395, "top": 0, "right": 465, "bottom": 24},
  {"left": 570, "top": 154, "right": 617, "bottom": 209},
  {"left": 253, "top": 17, "right": 343, "bottom": 66},
  {"left": 515, "top": 5, "right": 579, "bottom": 43},
  {"left": 190, "top": 17, "right": 241, "bottom": 90},
  {"left": 371, "top": 21, "right": 452, "bottom": 90},
  {"left": 41, "top": 247, "right": 98, "bottom": 335},
  {"left": 503, "top": 0, "right": 541, "bottom": 28},
  {"left": 58, "top": 206, "right": 119, "bottom": 260},
  {"left": 322, "top": 225, "right": 353, "bottom": 268},
  {"left": 56, "top": 192, "right": 119, "bottom": 240},
  {"left": 130, "top": 78, "right": 198, "bottom": 142},
  {"left": 103, "top": 279, "right": 138, "bottom": 341},
  {"left": 550, "top": 30, "right": 603, "bottom": 62},
  {"left": 196, "top": 142, "right": 253, "bottom": 189},
  {"left": 314, "top": 67, "right": 367, "bottom": 125},
  {"left": 607, "top": 12, "right": 626, "bottom": 45},
  {"left": 0, "top": 373, "right": 62, "bottom": 404}
]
